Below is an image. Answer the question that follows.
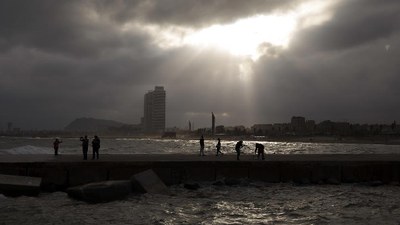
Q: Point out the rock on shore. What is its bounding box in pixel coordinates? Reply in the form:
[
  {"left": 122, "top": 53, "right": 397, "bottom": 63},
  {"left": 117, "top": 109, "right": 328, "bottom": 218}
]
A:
[{"left": 67, "top": 180, "right": 131, "bottom": 203}]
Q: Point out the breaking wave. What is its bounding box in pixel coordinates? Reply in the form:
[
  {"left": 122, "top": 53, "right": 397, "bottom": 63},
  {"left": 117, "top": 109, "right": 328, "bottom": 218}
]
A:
[
  {"left": 1, "top": 137, "right": 400, "bottom": 155},
  {"left": 0, "top": 145, "right": 52, "bottom": 155}
]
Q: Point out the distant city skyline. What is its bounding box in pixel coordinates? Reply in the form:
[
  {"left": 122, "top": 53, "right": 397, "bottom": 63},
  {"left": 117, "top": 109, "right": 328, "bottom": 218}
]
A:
[
  {"left": 1, "top": 114, "right": 397, "bottom": 133},
  {"left": 1, "top": 1, "right": 399, "bottom": 130}
]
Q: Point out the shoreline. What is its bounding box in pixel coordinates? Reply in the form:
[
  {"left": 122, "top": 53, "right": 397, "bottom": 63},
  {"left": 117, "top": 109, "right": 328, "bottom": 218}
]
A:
[{"left": 2, "top": 135, "right": 400, "bottom": 145}]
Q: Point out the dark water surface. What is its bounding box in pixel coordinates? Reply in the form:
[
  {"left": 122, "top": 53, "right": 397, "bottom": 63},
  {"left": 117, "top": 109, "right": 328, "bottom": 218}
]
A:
[{"left": 1, "top": 183, "right": 400, "bottom": 225}]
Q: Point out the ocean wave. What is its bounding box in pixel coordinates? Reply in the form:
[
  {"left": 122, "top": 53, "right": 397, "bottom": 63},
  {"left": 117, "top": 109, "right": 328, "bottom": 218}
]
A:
[
  {"left": 0, "top": 145, "right": 52, "bottom": 155},
  {"left": 1, "top": 138, "right": 399, "bottom": 154}
]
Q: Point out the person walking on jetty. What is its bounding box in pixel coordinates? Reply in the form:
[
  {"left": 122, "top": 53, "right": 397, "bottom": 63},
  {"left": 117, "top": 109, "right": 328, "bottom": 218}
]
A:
[
  {"left": 53, "top": 138, "right": 62, "bottom": 156},
  {"left": 235, "top": 140, "right": 244, "bottom": 160},
  {"left": 216, "top": 138, "right": 222, "bottom": 156},
  {"left": 199, "top": 135, "right": 205, "bottom": 156},
  {"left": 255, "top": 143, "right": 265, "bottom": 160},
  {"left": 80, "top": 135, "right": 89, "bottom": 160},
  {"left": 92, "top": 135, "right": 100, "bottom": 160}
]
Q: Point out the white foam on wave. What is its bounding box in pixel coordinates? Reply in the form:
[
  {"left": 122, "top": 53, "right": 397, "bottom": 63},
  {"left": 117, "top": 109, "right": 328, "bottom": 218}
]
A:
[{"left": 0, "top": 145, "right": 52, "bottom": 155}]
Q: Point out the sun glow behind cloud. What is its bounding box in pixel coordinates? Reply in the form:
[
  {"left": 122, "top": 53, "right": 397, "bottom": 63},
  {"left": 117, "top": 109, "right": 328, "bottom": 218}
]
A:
[
  {"left": 185, "top": 15, "right": 295, "bottom": 59},
  {"left": 127, "top": 0, "right": 338, "bottom": 61}
]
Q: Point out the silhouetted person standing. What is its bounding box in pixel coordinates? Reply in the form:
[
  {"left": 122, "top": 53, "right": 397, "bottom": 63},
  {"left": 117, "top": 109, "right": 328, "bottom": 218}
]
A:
[
  {"left": 216, "top": 138, "right": 222, "bottom": 156},
  {"left": 53, "top": 138, "right": 62, "bottom": 156},
  {"left": 92, "top": 135, "right": 100, "bottom": 160},
  {"left": 235, "top": 140, "right": 243, "bottom": 160},
  {"left": 255, "top": 143, "right": 265, "bottom": 160},
  {"left": 200, "top": 135, "right": 205, "bottom": 156},
  {"left": 80, "top": 135, "right": 89, "bottom": 160}
]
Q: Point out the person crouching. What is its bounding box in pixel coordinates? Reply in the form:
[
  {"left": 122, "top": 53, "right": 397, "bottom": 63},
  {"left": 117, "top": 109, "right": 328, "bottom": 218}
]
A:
[{"left": 255, "top": 143, "right": 265, "bottom": 160}]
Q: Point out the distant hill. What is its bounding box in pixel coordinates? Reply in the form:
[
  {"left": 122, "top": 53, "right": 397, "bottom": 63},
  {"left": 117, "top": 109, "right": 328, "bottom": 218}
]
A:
[{"left": 64, "top": 117, "right": 127, "bottom": 132}]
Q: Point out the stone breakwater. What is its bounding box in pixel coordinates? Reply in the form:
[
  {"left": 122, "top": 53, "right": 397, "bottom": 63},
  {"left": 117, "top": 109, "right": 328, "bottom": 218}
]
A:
[{"left": 0, "top": 154, "right": 399, "bottom": 191}]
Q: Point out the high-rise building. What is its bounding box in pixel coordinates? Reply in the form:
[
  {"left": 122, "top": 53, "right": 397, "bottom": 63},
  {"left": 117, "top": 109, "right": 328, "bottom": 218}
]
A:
[
  {"left": 211, "top": 112, "right": 215, "bottom": 135},
  {"left": 291, "top": 116, "right": 306, "bottom": 132},
  {"left": 7, "top": 122, "right": 12, "bottom": 132},
  {"left": 144, "top": 86, "right": 166, "bottom": 132}
]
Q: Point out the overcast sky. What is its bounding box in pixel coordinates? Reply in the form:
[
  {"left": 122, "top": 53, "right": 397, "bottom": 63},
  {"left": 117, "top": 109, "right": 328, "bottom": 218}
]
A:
[{"left": 1, "top": 0, "right": 399, "bottom": 130}]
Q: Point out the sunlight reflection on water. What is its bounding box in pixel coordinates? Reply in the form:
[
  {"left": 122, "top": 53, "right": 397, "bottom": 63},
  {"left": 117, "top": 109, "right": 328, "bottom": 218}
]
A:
[
  {"left": 1, "top": 183, "right": 400, "bottom": 224},
  {"left": 1, "top": 137, "right": 399, "bottom": 155}
]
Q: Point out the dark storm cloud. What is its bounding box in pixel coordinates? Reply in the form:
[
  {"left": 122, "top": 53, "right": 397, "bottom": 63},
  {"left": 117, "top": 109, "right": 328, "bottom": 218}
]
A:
[
  {"left": 251, "top": 0, "right": 400, "bottom": 124},
  {"left": 291, "top": 0, "right": 400, "bottom": 54},
  {"left": 252, "top": 42, "right": 400, "bottom": 124},
  {"left": 93, "top": 0, "right": 302, "bottom": 28},
  {"left": 1, "top": 0, "right": 400, "bottom": 129},
  {"left": 0, "top": 0, "right": 153, "bottom": 57},
  {"left": 1, "top": 1, "right": 89, "bottom": 55}
]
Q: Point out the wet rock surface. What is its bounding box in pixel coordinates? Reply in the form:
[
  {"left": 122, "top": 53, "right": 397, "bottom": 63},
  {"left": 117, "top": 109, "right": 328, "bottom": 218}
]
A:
[{"left": 67, "top": 180, "right": 131, "bottom": 203}]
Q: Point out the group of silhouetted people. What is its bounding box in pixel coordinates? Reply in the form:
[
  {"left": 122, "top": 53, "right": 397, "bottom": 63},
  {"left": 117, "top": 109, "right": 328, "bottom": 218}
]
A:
[
  {"left": 199, "top": 136, "right": 265, "bottom": 160},
  {"left": 53, "top": 135, "right": 101, "bottom": 160},
  {"left": 53, "top": 135, "right": 267, "bottom": 161},
  {"left": 80, "top": 135, "right": 100, "bottom": 160}
]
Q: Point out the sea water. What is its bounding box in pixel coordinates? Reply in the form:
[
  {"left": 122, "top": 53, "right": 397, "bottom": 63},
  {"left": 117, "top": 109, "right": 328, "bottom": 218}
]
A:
[
  {"left": 1, "top": 137, "right": 400, "bottom": 224},
  {"left": 1, "top": 136, "right": 399, "bottom": 155},
  {"left": 1, "top": 183, "right": 400, "bottom": 224}
]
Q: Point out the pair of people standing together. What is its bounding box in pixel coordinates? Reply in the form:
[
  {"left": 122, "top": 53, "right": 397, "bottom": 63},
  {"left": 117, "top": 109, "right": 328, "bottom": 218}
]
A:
[
  {"left": 199, "top": 136, "right": 223, "bottom": 157},
  {"left": 80, "top": 135, "right": 100, "bottom": 160}
]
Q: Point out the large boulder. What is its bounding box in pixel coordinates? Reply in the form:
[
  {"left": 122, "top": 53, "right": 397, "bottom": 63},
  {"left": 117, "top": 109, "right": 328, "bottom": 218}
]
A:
[
  {"left": 67, "top": 180, "right": 131, "bottom": 203},
  {"left": 131, "top": 169, "right": 170, "bottom": 195},
  {"left": 0, "top": 174, "right": 41, "bottom": 196}
]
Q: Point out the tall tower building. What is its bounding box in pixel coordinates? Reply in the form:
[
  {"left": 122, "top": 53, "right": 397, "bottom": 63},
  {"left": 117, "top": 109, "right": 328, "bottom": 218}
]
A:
[
  {"left": 7, "top": 122, "right": 12, "bottom": 132},
  {"left": 212, "top": 112, "right": 215, "bottom": 135},
  {"left": 144, "top": 86, "right": 166, "bottom": 132},
  {"left": 291, "top": 116, "right": 306, "bottom": 132}
]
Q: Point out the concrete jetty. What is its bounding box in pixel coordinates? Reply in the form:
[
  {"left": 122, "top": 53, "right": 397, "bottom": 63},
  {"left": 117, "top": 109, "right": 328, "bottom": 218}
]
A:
[
  {"left": 0, "top": 154, "right": 399, "bottom": 191},
  {"left": 0, "top": 174, "right": 42, "bottom": 196}
]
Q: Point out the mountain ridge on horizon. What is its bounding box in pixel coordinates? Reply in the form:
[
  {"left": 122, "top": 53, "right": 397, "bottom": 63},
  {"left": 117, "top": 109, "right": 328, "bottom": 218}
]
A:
[{"left": 64, "top": 117, "right": 129, "bottom": 132}]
